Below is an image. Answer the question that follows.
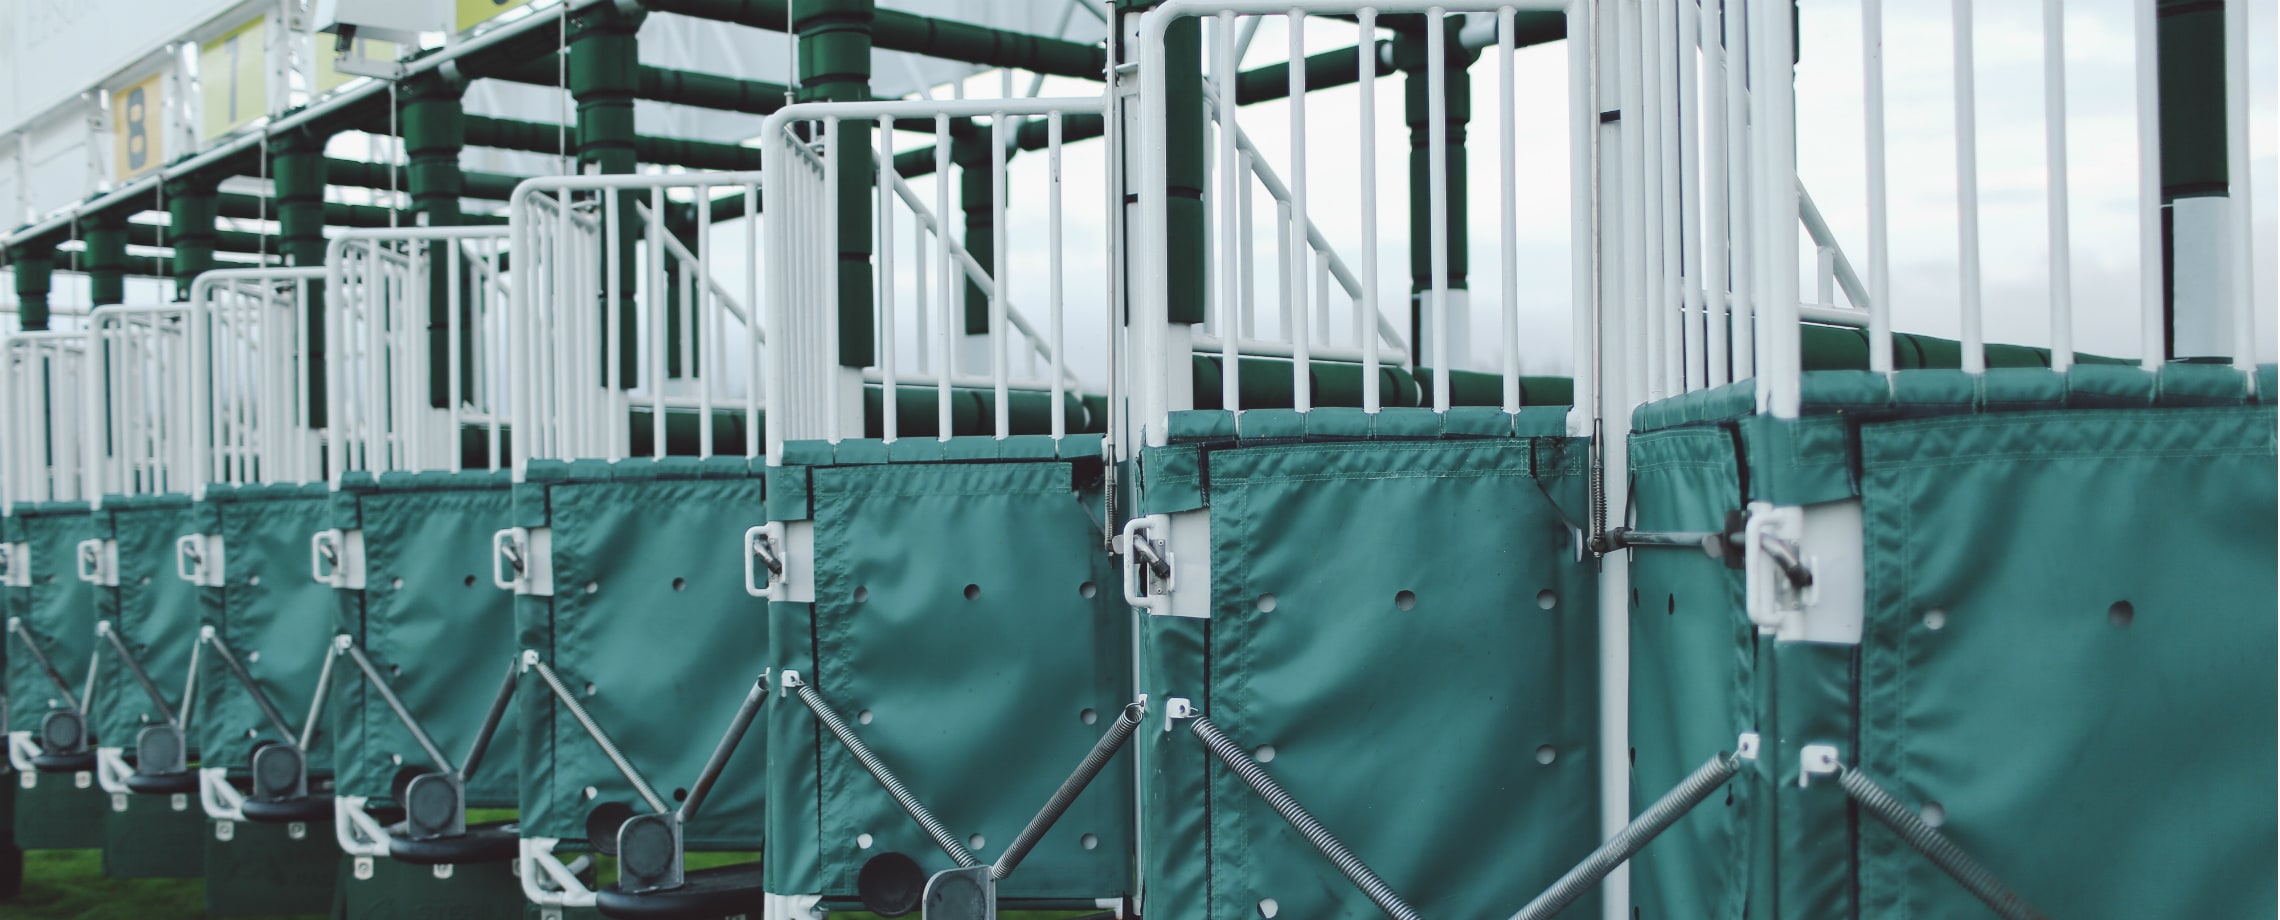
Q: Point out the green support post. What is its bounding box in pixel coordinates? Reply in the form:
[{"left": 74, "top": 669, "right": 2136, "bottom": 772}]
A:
[
  {"left": 8, "top": 239, "right": 56, "bottom": 331},
  {"left": 404, "top": 72, "right": 476, "bottom": 408},
  {"left": 1119, "top": 0, "right": 1207, "bottom": 326},
  {"left": 1398, "top": 17, "right": 1474, "bottom": 368},
  {"left": 955, "top": 124, "right": 993, "bottom": 334},
  {"left": 271, "top": 125, "right": 331, "bottom": 425},
  {"left": 165, "top": 176, "right": 220, "bottom": 301},
  {"left": 84, "top": 211, "right": 131, "bottom": 307},
  {"left": 570, "top": 3, "right": 644, "bottom": 387},
  {"left": 797, "top": 0, "right": 876, "bottom": 367}
]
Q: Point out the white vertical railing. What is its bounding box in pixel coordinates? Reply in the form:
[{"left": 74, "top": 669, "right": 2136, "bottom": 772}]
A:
[
  {"left": 85, "top": 306, "right": 194, "bottom": 501},
  {"left": 325, "top": 226, "right": 514, "bottom": 482},
  {"left": 506, "top": 173, "right": 767, "bottom": 473},
  {"left": 760, "top": 98, "right": 1099, "bottom": 450},
  {"left": 1, "top": 332, "right": 91, "bottom": 510},
  {"left": 187, "top": 267, "right": 324, "bottom": 497}
]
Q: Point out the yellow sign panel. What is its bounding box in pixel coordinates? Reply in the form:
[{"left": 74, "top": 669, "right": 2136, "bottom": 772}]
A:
[
  {"left": 112, "top": 73, "right": 164, "bottom": 181},
  {"left": 199, "top": 18, "right": 266, "bottom": 140},
  {"left": 458, "top": 0, "right": 535, "bottom": 32}
]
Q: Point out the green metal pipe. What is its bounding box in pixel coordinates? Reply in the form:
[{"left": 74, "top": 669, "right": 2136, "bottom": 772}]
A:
[
  {"left": 486, "top": 55, "right": 794, "bottom": 115},
  {"left": 798, "top": 0, "right": 876, "bottom": 368},
  {"left": 270, "top": 125, "right": 332, "bottom": 424},
  {"left": 640, "top": 0, "right": 1105, "bottom": 80},
  {"left": 400, "top": 71, "right": 478, "bottom": 409},
  {"left": 8, "top": 240, "right": 56, "bottom": 331},
  {"left": 460, "top": 114, "right": 765, "bottom": 172},
  {"left": 83, "top": 213, "right": 131, "bottom": 307},
  {"left": 954, "top": 125, "right": 992, "bottom": 333},
  {"left": 570, "top": 4, "right": 645, "bottom": 389},
  {"left": 123, "top": 223, "right": 266, "bottom": 256},
  {"left": 165, "top": 176, "right": 220, "bottom": 300}
]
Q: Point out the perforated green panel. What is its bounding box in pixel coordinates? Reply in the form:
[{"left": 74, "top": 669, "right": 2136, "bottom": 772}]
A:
[
  {"left": 1139, "top": 435, "right": 1599, "bottom": 919},
  {"left": 91, "top": 496, "right": 200, "bottom": 764},
  {"left": 194, "top": 486, "right": 343, "bottom": 779},
  {"left": 5, "top": 503, "right": 96, "bottom": 742}
]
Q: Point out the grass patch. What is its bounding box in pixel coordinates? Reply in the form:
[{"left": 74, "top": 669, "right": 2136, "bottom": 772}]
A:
[{"left": 5, "top": 848, "right": 321, "bottom": 920}]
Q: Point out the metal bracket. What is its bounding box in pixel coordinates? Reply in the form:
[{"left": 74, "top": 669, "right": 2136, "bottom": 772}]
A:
[
  {"left": 311, "top": 529, "right": 366, "bottom": 589},
  {"left": 1735, "top": 733, "right": 1761, "bottom": 762},
  {"left": 1799, "top": 744, "right": 1841, "bottom": 788},
  {"left": 334, "top": 795, "right": 393, "bottom": 858},
  {"left": 199, "top": 766, "right": 248, "bottom": 821},
  {"left": 493, "top": 527, "right": 552, "bottom": 596},
  {"left": 1161, "top": 696, "right": 1196, "bottom": 733},
  {"left": 76, "top": 539, "right": 117, "bottom": 587},
  {"left": 518, "top": 837, "right": 600, "bottom": 908},
  {"left": 0, "top": 543, "right": 24, "bottom": 587},
  {"left": 1744, "top": 502, "right": 1863, "bottom": 644},
  {"left": 745, "top": 523, "right": 786, "bottom": 600},
  {"left": 176, "top": 534, "right": 225, "bottom": 587},
  {"left": 1119, "top": 516, "right": 1174, "bottom": 615},
  {"left": 922, "top": 864, "right": 997, "bottom": 920}
]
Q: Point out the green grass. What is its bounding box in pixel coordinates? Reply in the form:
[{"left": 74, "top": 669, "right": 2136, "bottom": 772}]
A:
[{"left": 5, "top": 848, "right": 323, "bottom": 920}]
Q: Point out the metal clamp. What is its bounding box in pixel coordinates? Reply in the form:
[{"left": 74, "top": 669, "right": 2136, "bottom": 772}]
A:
[
  {"left": 744, "top": 523, "right": 786, "bottom": 600},
  {"left": 199, "top": 766, "right": 248, "bottom": 822},
  {"left": 76, "top": 539, "right": 116, "bottom": 586},
  {"left": 334, "top": 795, "right": 394, "bottom": 858},
  {"left": 310, "top": 529, "right": 365, "bottom": 589},
  {"left": 96, "top": 747, "right": 135, "bottom": 795},
  {"left": 176, "top": 534, "right": 224, "bottom": 587},
  {"left": 0, "top": 542, "right": 26, "bottom": 587},
  {"left": 492, "top": 527, "right": 551, "bottom": 595},
  {"left": 1119, "top": 516, "right": 1173, "bottom": 615},
  {"left": 518, "top": 837, "right": 599, "bottom": 909},
  {"left": 1798, "top": 743, "right": 1841, "bottom": 788}
]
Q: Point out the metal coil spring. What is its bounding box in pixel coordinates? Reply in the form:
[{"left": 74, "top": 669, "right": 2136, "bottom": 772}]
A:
[
  {"left": 1839, "top": 766, "right": 2048, "bottom": 920},
  {"left": 1187, "top": 714, "right": 1423, "bottom": 920},
  {"left": 794, "top": 681, "right": 979, "bottom": 869},
  {"left": 1511, "top": 752, "right": 1742, "bottom": 920},
  {"left": 994, "top": 702, "right": 1146, "bottom": 879}
]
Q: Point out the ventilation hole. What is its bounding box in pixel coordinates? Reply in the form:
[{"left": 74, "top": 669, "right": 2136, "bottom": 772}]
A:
[
  {"left": 463, "top": 575, "right": 476, "bottom": 588},
  {"left": 389, "top": 665, "right": 402, "bottom": 677},
  {"left": 1537, "top": 589, "right": 1558, "bottom": 610},
  {"left": 671, "top": 577, "right": 687, "bottom": 592},
  {"left": 1253, "top": 745, "right": 1275, "bottom": 763},
  {"left": 1725, "top": 787, "right": 1734, "bottom": 807},
  {"left": 583, "top": 582, "right": 598, "bottom": 595},
  {"left": 138, "top": 576, "right": 150, "bottom": 585},
  {"left": 2108, "top": 600, "right": 2134, "bottom": 628},
  {"left": 672, "top": 788, "right": 688, "bottom": 802},
  {"left": 1258, "top": 898, "right": 1280, "bottom": 918},
  {"left": 1923, "top": 608, "right": 1947, "bottom": 631},
  {"left": 247, "top": 575, "right": 260, "bottom": 587},
  {"left": 1535, "top": 745, "right": 1558, "bottom": 765},
  {"left": 963, "top": 584, "right": 981, "bottom": 601},
  {"left": 1666, "top": 594, "right": 1675, "bottom": 616},
  {"left": 1920, "top": 801, "right": 1946, "bottom": 828},
  {"left": 390, "top": 577, "right": 404, "bottom": 590},
  {"left": 1255, "top": 593, "right": 1277, "bottom": 613},
  {"left": 1080, "top": 833, "right": 1099, "bottom": 850},
  {"left": 1078, "top": 581, "right": 1098, "bottom": 599},
  {"left": 246, "top": 650, "right": 260, "bottom": 663},
  {"left": 968, "top": 834, "right": 986, "bottom": 851},
  {"left": 857, "top": 710, "right": 874, "bottom": 725},
  {"left": 246, "top": 728, "right": 258, "bottom": 739},
  {"left": 853, "top": 586, "right": 869, "bottom": 604},
  {"left": 584, "top": 683, "right": 598, "bottom": 697},
  {"left": 1394, "top": 590, "right": 1417, "bottom": 612},
  {"left": 1079, "top": 708, "right": 1099, "bottom": 726},
  {"left": 582, "top": 786, "right": 598, "bottom": 800},
  {"left": 857, "top": 833, "right": 874, "bottom": 850},
  {"left": 390, "top": 754, "right": 402, "bottom": 766}
]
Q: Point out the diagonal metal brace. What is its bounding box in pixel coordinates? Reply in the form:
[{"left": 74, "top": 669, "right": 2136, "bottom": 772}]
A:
[
  {"left": 783, "top": 670, "right": 980, "bottom": 870},
  {"left": 1175, "top": 704, "right": 1422, "bottom": 920},
  {"left": 8, "top": 617, "right": 83, "bottom": 712},
  {"left": 992, "top": 700, "right": 1145, "bottom": 880},
  {"left": 200, "top": 628, "right": 300, "bottom": 742},
  {"left": 96, "top": 620, "right": 177, "bottom": 728},
  {"left": 524, "top": 651, "right": 672, "bottom": 815},
  {"left": 335, "top": 637, "right": 458, "bottom": 774},
  {"left": 1508, "top": 735, "right": 1759, "bottom": 920}
]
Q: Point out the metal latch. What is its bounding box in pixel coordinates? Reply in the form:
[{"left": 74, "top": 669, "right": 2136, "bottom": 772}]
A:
[
  {"left": 744, "top": 523, "right": 785, "bottom": 600},
  {"left": 310, "top": 529, "right": 366, "bottom": 589},
  {"left": 492, "top": 527, "right": 552, "bottom": 596},
  {"left": 76, "top": 539, "right": 117, "bottom": 587},
  {"left": 1118, "top": 516, "right": 1173, "bottom": 615},
  {"left": 176, "top": 534, "right": 225, "bottom": 587}
]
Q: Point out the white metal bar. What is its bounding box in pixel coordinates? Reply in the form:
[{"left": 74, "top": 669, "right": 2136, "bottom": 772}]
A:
[
  {"left": 1642, "top": 0, "right": 1668, "bottom": 400},
  {"left": 1427, "top": 6, "right": 1450, "bottom": 412},
  {"left": 650, "top": 186, "right": 669, "bottom": 457},
  {"left": 2043, "top": 0, "right": 2073, "bottom": 372},
  {"left": 1678, "top": 0, "right": 1702, "bottom": 392},
  {"left": 880, "top": 119, "right": 900, "bottom": 442},
  {"left": 992, "top": 112, "right": 1011, "bottom": 438},
  {"left": 936, "top": 115, "right": 956, "bottom": 440},
  {"left": 1049, "top": 113, "right": 1067, "bottom": 440},
  {"left": 1863, "top": 0, "right": 1893, "bottom": 372},
  {"left": 1499, "top": 7, "right": 1520, "bottom": 410},
  {"left": 1361, "top": 9, "right": 1383, "bottom": 413},
  {"left": 1703, "top": 0, "right": 1730, "bottom": 387},
  {"left": 1290, "top": 7, "right": 1314, "bottom": 413},
  {"left": 1725, "top": 0, "right": 1752, "bottom": 381},
  {"left": 2133, "top": 0, "right": 2163, "bottom": 367},
  {"left": 2224, "top": 0, "right": 2255, "bottom": 375},
  {"left": 1219, "top": 13, "right": 1244, "bottom": 413},
  {"left": 1953, "top": 0, "right": 1985, "bottom": 374}
]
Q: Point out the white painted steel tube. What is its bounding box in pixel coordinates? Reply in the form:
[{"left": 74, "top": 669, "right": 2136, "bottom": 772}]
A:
[
  {"left": 1952, "top": 0, "right": 1985, "bottom": 374},
  {"left": 2043, "top": 0, "right": 2073, "bottom": 372},
  {"left": 2224, "top": 0, "right": 2256, "bottom": 375},
  {"left": 1219, "top": 14, "right": 1243, "bottom": 414},
  {"left": 1703, "top": 0, "right": 1730, "bottom": 387},
  {"left": 1641, "top": 0, "right": 1667, "bottom": 400},
  {"left": 1500, "top": 8, "right": 1521, "bottom": 410},
  {"left": 1864, "top": 0, "right": 1893, "bottom": 372},
  {"left": 1677, "top": 0, "right": 1702, "bottom": 392},
  {"left": 880, "top": 118, "right": 901, "bottom": 442},
  {"left": 2133, "top": 0, "right": 2163, "bottom": 366},
  {"left": 938, "top": 116, "right": 957, "bottom": 440},
  {"left": 1427, "top": 6, "right": 1451, "bottom": 412},
  {"left": 992, "top": 113, "right": 1011, "bottom": 438},
  {"left": 1362, "top": 9, "right": 1384, "bottom": 413},
  {"left": 1725, "top": 0, "right": 1751, "bottom": 381},
  {"left": 1049, "top": 113, "right": 1067, "bottom": 440},
  {"left": 1291, "top": 8, "right": 1314, "bottom": 413}
]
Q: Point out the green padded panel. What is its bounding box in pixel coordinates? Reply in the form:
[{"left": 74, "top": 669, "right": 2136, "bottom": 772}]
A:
[
  {"left": 515, "top": 471, "right": 767, "bottom": 848},
  {"left": 91, "top": 496, "right": 200, "bottom": 762},
  {"left": 11, "top": 768, "right": 104, "bottom": 849},
  {"left": 340, "top": 849, "right": 527, "bottom": 918},
  {"left": 100, "top": 784, "right": 203, "bottom": 878},
  {"left": 784, "top": 458, "right": 1130, "bottom": 902},
  {"left": 1852, "top": 407, "right": 2276, "bottom": 918},
  {"left": 5, "top": 503, "right": 96, "bottom": 739},
  {"left": 1139, "top": 438, "right": 1598, "bottom": 919},
  {"left": 330, "top": 475, "right": 521, "bottom": 808},
  {"left": 195, "top": 487, "right": 340, "bottom": 778},
  {"left": 1624, "top": 427, "right": 1755, "bottom": 920},
  {"left": 203, "top": 818, "right": 341, "bottom": 916}
]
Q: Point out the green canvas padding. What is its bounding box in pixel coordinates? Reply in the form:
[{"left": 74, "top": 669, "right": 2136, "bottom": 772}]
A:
[
  {"left": 340, "top": 850, "right": 527, "bottom": 918},
  {"left": 101, "top": 785, "right": 204, "bottom": 878},
  {"left": 329, "top": 474, "right": 521, "bottom": 808},
  {"left": 5, "top": 503, "right": 96, "bottom": 738},
  {"left": 192, "top": 486, "right": 342, "bottom": 780},
  {"left": 1851, "top": 407, "right": 2277, "bottom": 918},
  {"left": 203, "top": 818, "right": 341, "bottom": 916},
  {"left": 515, "top": 470, "right": 767, "bottom": 848},
  {"left": 91, "top": 495, "right": 200, "bottom": 762},
  {"left": 11, "top": 769, "right": 105, "bottom": 849},
  {"left": 1632, "top": 364, "right": 2274, "bottom": 433},
  {"left": 862, "top": 383, "right": 1099, "bottom": 438},
  {"left": 1139, "top": 437, "right": 1599, "bottom": 919},
  {"left": 1625, "top": 427, "right": 1755, "bottom": 920},
  {"left": 1411, "top": 368, "right": 1577, "bottom": 407},
  {"left": 781, "top": 459, "right": 1131, "bottom": 902}
]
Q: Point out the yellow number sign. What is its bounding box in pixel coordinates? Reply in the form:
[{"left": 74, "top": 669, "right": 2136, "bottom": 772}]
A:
[
  {"left": 113, "top": 72, "right": 164, "bottom": 181},
  {"left": 457, "top": 0, "right": 535, "bottom": 32},
  {"left": 200, "top": 18, "right": 266, "bottom": 140}
]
